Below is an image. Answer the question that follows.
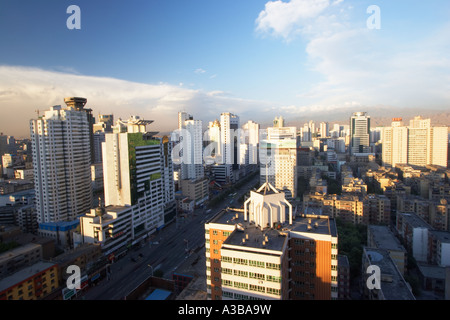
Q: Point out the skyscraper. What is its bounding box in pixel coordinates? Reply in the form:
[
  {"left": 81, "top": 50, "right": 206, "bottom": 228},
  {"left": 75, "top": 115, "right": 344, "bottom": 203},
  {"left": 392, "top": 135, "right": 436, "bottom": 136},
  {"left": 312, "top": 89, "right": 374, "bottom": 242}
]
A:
[
  {"left": 382, "top": 116, "right": 448, "bottom": 168},
  {"left": 30, "top": 99, "right": 93, "bottom": 224},
  {"left": 220, "top": 112, "right": 240, "bottom": 168},
  {"left": 178, "top": 111, "right": 204, "bottom": 180},
  {"left": 260, "top": 118, "right": 297, "bottom": 200},
  {"left": 102, "top": 116, "right": 175, "bottom": 235},
  {"left": 205, "top": 182, "right": 338, "bottom": 300},
  {"left": 319, "top": 122, "right": 330, "bottom": 138},
  {"left": 350, "top": 112, "right": 371, "bottom": 154},
  {"left": 177, "top": 111, "right": 209, "bottom": 206},
  {"left": 242, "top": 120, "right": 260, "bottom": 165}
]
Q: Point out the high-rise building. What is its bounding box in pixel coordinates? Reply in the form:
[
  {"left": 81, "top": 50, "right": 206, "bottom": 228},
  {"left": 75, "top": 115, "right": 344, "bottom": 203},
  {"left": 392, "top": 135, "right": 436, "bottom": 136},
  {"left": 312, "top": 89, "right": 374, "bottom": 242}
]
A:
[
  {"left": 242, "top": 120, "right": 260, "bottom": 165},
  {"left": 92, "top": 114, "right": 114, "bottom": 164},
  {"left": 205, "top": 182, "right": 338, "bottom": 300},
  {"left": 350, "top": 112, "right": 371, "bottom": 154},
  {"left": 382, "top": 117, "right": 448, "bottom": 168},
  {"left": 178, "top": 111, "right": 204, "bottom": 180},
  {"left": 319, "top": 122, "right": 329, "bottom": 138},
  {"left": 30, "top": 99, "right": 93, "bottom": 225},
  {"left": 83, "top": 116, "right": 176, "bottom": 253},
  {"left": 382, "top": 118, "right": 408, "bottom": 168},
  {"left": 206, "top": 119, "right": 221, "bottom": 160},
  {"left": 260, "top": 118, "right": 297, "bottom": 200},
  {"left": 177, "top": 112, "right": 208, "bottom": 206},
  {"left": 220, "top": 112, "right": 240, "bottom": 168}
]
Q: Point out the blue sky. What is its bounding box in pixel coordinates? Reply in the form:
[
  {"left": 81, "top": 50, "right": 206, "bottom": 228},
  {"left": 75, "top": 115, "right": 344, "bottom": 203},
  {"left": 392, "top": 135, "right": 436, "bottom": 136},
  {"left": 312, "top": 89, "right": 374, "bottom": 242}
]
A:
[{"left": 0, "top": 0, "right": 449, "bottom": 137}]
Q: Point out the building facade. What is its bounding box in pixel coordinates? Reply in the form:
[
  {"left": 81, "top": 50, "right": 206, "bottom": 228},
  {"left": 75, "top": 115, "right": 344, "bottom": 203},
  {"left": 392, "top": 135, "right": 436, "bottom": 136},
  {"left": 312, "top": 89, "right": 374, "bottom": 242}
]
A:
[
  {"left": 30, "top": 99, "right": 93, "bottom": 228},
  {"left": 382, "top": 117, "right": 448, "bottom": 168},
  {"left": 350, "top": 112, "right": 371, "bottom": 155},
  {"left": 205, "top": 182, "right": 338, "bottom": 300}
]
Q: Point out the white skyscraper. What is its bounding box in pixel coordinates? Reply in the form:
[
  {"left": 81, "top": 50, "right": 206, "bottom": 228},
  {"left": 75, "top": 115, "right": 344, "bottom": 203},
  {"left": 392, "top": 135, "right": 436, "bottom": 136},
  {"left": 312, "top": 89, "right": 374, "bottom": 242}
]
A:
[
  {"left": 319, "top": 122, "right": 329, "bottom": 138},
  {"left": 382, "top": 118, "right": 408, "bottom": 168},
  {"left": 242, "top": 120, "right": 260, "bottom": 165},
  {"left": 30, "top": 99, "right": 93, "bottom": 224},
  {"left": 260, "top": 118, "right": 297, "bottom": 200},
  {"left": 382, "top": 116, "right": 448, "bottom": 168},
  {"left": 178, "top": 111, "right": 204, "bottom": 180},
  {"left": 350, "top": 112, "right": 371, "bottom": 154},
  {"left": 102, "top": 116, "right": 174, "bottom": 236},
  {"left": 220, "top": 112, "right": 240, "bottom": 167}
]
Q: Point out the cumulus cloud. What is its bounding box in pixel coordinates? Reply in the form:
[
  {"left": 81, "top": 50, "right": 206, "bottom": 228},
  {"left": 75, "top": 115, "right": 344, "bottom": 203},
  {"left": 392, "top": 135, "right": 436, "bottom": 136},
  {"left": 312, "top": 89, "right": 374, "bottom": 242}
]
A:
[
  {"left": 0, "top": 65, "right": 278, "bottom": 137},
  {"left": 255, "top": 0, "right": 450, "bottom": 113},
  {"left": 255, "top": 0, "right": 331, "bottom": 41}
]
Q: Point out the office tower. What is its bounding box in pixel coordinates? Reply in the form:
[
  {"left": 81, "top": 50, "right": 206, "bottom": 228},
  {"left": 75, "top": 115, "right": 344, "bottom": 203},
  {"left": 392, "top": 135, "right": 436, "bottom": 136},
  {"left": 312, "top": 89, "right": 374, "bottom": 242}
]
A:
[
  {"left": 350, "top": 112, "right": 371, "bottom": 154},
  {"left": 92, "top": 114, "right": 114, "bottom": 164},
  {"left": 242, "top": 120, "right": 260, "bottom": 165},
  {"left": 382, "top": 116, "right": 448, "bottom": 168},
  {"left": 301, "top": 122, "right": 312, "bottom": 142},
  {"left": 64, "top": 97, "right": 95, "bottom": 164},
  {"left": 178, "top": 111, "right": 204, "bottom": 180},
  {"left": 273, "top": 116, "right": 285, "bottom": 128},
  {"left": 0, "top": 134, "right": 16, "bottom": 158},
  {"left": 93, "top": 114, "right": 114, "bottom": 133},
  {"left": 177, "top": 112, "right": 209, "bottom": 205},
  {"left": 205, "top": 182, "right": 338, "bottom": 300},
  {"left": 319, "top": 122, "right": 329, "bottom": 138},
  {"left": 220, "top": 112, "right": 240, "bottom": 168},
  {"left": 102, "top": 116, "right": 174, "bottom": 236},
  {"left": 260, "top": 118, "right": 297, "bottom": 200},
  {"left": 408, "top": 116, "right": 448, "bottom": 167},
  {"left": 382, "top": 118, "right": 408, "bottom": 168},
  {"left": 206, "top": 119, "right": 221, "bottom": 160},
  {"left": 30, "top": 100, "right": 93, "bottom": 225},
  {"left": 2, "top": 153, "right": 15, "bottom": 177}
]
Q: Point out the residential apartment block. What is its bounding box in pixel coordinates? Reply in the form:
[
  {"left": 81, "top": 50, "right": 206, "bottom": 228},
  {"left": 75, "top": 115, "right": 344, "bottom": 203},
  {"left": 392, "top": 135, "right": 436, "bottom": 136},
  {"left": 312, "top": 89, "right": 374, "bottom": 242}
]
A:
[
  {"left": 382, "top": 117, "right": 448, "bottom": 168},
  {"left": 78, "top": 116, "right": 175, "bottom": 257},
  {"left": 30, "top": 99, "right": 93, "bottom": 226},
  {"left": 205, "top": 182, "right": 338, "bottom": 300}
]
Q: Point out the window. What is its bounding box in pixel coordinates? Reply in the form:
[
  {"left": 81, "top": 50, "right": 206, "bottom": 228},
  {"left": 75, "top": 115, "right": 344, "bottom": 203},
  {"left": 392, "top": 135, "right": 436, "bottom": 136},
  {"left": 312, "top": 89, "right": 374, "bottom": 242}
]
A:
[
  {"left": 222, "top": 279, "right": 233, "bottom": 287},
  {"left": 266, "top": 263, "right": 280, "bottom": 270},
  {"left": 233, "top": 258, "right": 248, "bottom": 265},
  {"left": 267, "top": 288, "right": 281, "bottom": 296},
  {"left": 234, "top": 270, "right": 248, "bottom": 277},
  {"left": 249, "top": 260, "right": 265, "bottom": 268},
  {"left": 266, "top": 275, "right": 281, "bottom": 283},
  {"left": 249, "top": 272, "right": 265, "bottom": 280},
  {"left": 233, "top": 281, "right": 248, "bottom": 290},
  {"left": 249, "top": 284, "right": 265, "bottom": 293},
  {"left": 222, "top": 268, "right": 232, "bottom": 275},
  {"left": 222, "top": 256, "right": 232, "bottom": 263}
]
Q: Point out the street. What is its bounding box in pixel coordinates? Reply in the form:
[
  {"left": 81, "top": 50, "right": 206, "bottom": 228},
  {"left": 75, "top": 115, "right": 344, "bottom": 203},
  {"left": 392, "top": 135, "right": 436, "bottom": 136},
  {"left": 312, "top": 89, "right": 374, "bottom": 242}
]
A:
[{"left": 80, "top": 174, "right": 260, "bottom": 300}]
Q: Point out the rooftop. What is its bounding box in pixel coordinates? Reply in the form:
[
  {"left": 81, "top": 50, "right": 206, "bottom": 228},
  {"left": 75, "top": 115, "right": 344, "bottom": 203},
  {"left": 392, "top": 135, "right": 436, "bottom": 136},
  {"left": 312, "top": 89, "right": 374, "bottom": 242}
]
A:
[
  {"left": 0, "top": 261, "right": 56, "bottom": 292},
  {"left": 364, "top": 247, "right": 415, "bottom": 300},
  {"left": 208, "top": 209, "right": 337, "bottom": 252},
  {"left": 398, "top": 212, "right": 432, "bottom": 229},
  {"left": 368, "top": 225, "right": 406, "bottom": 252}
]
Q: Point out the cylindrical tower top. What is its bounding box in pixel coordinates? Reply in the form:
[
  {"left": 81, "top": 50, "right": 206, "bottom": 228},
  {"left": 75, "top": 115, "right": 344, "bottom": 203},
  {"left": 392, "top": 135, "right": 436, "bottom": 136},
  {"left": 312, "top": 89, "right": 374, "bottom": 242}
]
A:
[{"left": 64, "top": 97, "right": 87, "bottom": 110}]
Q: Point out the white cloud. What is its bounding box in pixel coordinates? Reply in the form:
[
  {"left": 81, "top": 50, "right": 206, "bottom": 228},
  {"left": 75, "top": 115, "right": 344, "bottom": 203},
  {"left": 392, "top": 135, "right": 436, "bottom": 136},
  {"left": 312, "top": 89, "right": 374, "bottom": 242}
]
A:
[
  {"left": 194, "top": 68, "right": 206, "bottom": 74},
  {"left": 256, "top": 0, "right": 450, "bottom": 113},
  {"left": 255, "top": 0, "right": 331, "bottom": 41},
  {"left": 0, "top": 65, "right": 277, "bottom": 137}
]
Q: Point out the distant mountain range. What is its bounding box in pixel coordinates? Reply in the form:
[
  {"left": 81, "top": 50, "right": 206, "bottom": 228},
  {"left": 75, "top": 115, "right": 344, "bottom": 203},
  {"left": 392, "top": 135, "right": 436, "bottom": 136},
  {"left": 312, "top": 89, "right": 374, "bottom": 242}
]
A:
[{"left": 284, "top": 106, "right": 450, "bottom": 128}]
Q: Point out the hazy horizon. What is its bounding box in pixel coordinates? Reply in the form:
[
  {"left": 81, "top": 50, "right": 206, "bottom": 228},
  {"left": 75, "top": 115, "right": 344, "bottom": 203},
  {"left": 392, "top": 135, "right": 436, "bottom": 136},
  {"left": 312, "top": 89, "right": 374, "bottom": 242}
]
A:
[{"left": 1, "top": 0, "right": 449, "bottom": 138}]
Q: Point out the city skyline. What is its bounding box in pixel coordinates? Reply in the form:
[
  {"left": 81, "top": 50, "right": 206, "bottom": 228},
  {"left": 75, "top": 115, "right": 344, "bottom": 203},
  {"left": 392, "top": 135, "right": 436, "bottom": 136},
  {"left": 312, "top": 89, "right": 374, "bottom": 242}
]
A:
[{"left": 1, "top": 0, "right": 450, "bottom": 138}]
